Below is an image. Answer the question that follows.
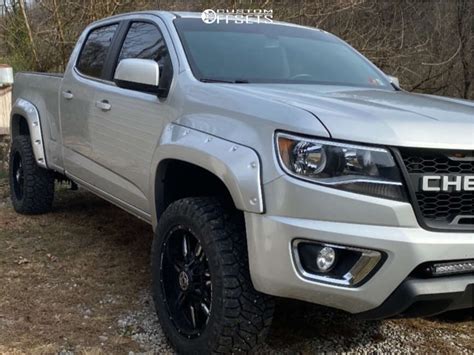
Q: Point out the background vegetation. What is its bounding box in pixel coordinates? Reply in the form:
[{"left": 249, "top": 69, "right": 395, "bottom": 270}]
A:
[{"left": 0, "top": 0, "right": 472, "bottom": 99}]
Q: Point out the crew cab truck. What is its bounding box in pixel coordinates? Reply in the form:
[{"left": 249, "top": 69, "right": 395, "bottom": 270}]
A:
[{"left": 9, "top": 11, "right": 474, "bottom": 353}]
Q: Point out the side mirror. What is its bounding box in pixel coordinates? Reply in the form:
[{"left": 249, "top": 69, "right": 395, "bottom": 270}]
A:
[
  {"left": 387, "top": 75, "right": 400, "bottom": 89},
  {"left": 114, "top": 58, "right": 160, "bottom": 94}
]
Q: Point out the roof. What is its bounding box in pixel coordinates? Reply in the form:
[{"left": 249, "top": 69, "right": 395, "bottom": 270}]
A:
[
  {"left": 172, "top": 11, "right": 202, "bottom": 18},
  {"left": 172, "top": 11, "right": 321, "bottom": 30},
  {"left": 86, "top": 10, "right": 323, "bottom": 33}
]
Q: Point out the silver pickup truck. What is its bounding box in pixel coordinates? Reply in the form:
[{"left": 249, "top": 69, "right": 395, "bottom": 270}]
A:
[{"left": 9, "top": 11, "right": 474, "bottom": 353}]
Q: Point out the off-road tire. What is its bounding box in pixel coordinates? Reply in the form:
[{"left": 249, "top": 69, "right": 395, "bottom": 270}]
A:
[
  {"left": 9, "top": 135, "right": 54, "bottom": 214},
  {"left": 151, "top": 197, "right": 274, "bottom": 354}
]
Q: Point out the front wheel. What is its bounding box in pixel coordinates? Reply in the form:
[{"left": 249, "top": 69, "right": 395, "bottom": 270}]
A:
[
  {"left": 151, "top": 197, "right": 274, "bottom": 353},
  {"left": 9, "top": 135, "right": 54, "bottom": 214}
]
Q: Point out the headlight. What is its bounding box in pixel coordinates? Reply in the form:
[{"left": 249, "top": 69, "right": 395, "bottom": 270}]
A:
[{"left": 276, "top": 133, "right": 406, "bottom": 201}]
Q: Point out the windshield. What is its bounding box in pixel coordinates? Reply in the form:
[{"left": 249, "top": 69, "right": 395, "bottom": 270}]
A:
[{"left": 174, "top": 18, "right": 392, "bottom": 89}]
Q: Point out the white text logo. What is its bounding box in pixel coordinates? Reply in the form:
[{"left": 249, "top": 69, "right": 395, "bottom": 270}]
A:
[
  {"left": 421, "top": 175, "right": 474, "bottom": 192},
  {"left": 201, "top": 9, "right": 273, "bottom": 24}
]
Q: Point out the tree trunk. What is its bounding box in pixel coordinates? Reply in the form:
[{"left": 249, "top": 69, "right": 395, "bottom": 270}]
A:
[{"left": 18, "top": 0, "right": 41, "bottom": 71}]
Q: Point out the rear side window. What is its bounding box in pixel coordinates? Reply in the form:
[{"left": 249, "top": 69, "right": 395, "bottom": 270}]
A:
[
  {"left": 77, "top": 24, "right": 118, "bottom": 79},
  {"left": 117, "top": 22, "right": 173, "bottom": 90}
]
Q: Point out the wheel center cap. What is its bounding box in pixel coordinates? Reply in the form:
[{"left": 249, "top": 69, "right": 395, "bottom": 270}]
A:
[{"left": 178, "top": 271, "right": 190, "bottom": 291}]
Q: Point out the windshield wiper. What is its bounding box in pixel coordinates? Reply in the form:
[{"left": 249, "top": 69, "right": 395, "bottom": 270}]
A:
[{"left": 199, "top": 78, "right": 250, "bottom": 84}]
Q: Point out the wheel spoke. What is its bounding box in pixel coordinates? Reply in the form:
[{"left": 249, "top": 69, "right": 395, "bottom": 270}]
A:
[
  {"left": 195, "top": 244, "right": 202, "bottom": 257},
  {"left": 165, "top": 246, "right": 183, "bottom": 272},
  {"left": 12, "top": 153, "right": 25, "bottom": 200},
  {"left": 200, "top": 302, "right": 210, "bottom": 316},
  {"left": 189, "top": 305, "right": 197, "bottom": 329},
  {"left": 173, "top": 261, "right": 181, "bottom": 272},
  {"left": 176, "top": 291, "right": 186, "bottom": 307},
  {"left": 182, "top": 234, "right": 190, "bottom": 259}
]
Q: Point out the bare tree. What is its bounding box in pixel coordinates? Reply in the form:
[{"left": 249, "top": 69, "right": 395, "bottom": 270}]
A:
[
  {"left": 18, "top": 0, "right": 41, "bottom": 70},
  {"left": 0, "top": 0, "right": 472, "bottom": 99}
]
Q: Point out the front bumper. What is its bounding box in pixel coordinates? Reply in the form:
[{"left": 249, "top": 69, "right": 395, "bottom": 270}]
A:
[
  {"left": 245, "top": 175, "right": 474, "bottom": 315},
  {"left": 357, "top": 276, "right": 473, "bottom": 319}
]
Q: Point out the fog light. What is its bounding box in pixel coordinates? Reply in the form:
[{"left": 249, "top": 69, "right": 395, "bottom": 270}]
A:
[
  {"left": 316, "top": 247, "right": 336, "bottom": 272},
  {"left": 293, "top": 240, "right": 384, "bottom": 287}
]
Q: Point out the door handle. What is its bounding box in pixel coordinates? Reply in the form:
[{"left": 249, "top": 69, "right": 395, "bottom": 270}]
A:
[
  {"left": 62, "top": 91, "right": 74, "bottom": 100},
  {"left": 95, "top": 100, "right": 112, "bottom": 112}
]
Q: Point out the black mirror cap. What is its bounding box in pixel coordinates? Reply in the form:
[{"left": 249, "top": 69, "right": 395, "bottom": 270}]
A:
[{"left": 114, "top": 79, "right": 169, "bottom": 98}]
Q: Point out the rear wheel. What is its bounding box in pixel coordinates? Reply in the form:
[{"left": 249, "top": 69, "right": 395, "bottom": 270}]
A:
[
  {"left": 152, "top": 197, "right": 274, "bottom": 353},
  {"left": 9, "top": 135, "right": 54, "bottom": 214}
]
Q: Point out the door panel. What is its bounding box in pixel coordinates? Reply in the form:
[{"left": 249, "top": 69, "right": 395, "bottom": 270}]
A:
[
  {"left": 87, "top": 20, "right": 175, "bottom": 213},
  {"left": 89, "top": 85, "right": 173, "bottom": 212},
  {"left": 60, "top": 23, "right": 119, "bottom": 180}
]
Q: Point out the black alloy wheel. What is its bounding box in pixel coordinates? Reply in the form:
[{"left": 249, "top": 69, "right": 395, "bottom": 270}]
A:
[{"left": 161, "top": 225, "right": 212, "bottom": 338}]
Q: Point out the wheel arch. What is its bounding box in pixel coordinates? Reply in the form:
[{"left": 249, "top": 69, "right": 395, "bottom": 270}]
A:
[
  {"left": 10, "top": 98, "right": 47, "bottom": 169},
  {"left": 154, "top": 159, "right": 237, "bottom": 216},
  {"left": 150, "top": 124, "right": 264, "bottom": 228}
]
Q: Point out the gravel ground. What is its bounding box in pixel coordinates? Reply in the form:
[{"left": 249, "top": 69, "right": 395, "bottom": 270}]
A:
[{"left": 116, "top": 290, "right": 473, "bottom": 354}]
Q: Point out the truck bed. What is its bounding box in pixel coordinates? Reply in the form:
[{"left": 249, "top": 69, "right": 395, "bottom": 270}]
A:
[
  {"left": 17, "top": 71, "right": 64, "bottom": 78},
  {"left": 12, "top": 72, "right": 64, "bottom": 171}
]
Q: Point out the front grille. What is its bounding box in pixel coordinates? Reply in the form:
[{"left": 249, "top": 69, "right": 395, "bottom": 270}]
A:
[
  {"left": 399, "top": 148, "right": 474, "bottom": 230},
  {"left": 415, "top": 191, "right": 474, "bottom": 219},
  {"left": 403, "top": 153, "right": 474, "bottom": 174}
]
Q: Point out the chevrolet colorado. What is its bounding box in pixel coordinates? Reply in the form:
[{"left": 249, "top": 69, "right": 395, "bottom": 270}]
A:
[{"left": 9, "top": 11, "right": 474, "bottom": 353}]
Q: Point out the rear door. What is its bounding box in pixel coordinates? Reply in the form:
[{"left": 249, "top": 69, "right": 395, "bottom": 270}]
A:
[
  {"left": 60, "top": 22, "right": 121, "bottom": 183},
  {"left": 86, "top": 17, "right": 175, "bottom": 213}
]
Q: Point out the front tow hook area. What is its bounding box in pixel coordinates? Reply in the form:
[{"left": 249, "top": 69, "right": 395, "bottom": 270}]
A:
[{"left": 357, "top": 275, "right": 474, "bottom": 320}]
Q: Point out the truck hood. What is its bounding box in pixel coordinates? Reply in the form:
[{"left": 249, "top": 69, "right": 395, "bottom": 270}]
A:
[{"left": 234, "top": 84, "right": 474, "bottom": 149}]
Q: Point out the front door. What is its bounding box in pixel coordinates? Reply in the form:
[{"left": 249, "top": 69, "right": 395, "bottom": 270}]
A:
[{"left": 87, "top": 19, "right": 175, "bottom": 213}]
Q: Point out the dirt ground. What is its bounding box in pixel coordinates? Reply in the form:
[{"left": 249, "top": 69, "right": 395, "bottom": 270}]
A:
[{"left": 0, "top": 178, "right": 473, "bottom": 354}]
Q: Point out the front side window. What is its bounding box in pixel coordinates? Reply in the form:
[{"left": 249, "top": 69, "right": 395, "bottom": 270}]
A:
[
  {"left": 77, "top": 24, "right": 118, "bottom": 79},
  {"left": 117, "top": 22, "right": 173, "bottom": 90},
  {"left": 174, "top": 19, "right": 392, "bottom": 89}
]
